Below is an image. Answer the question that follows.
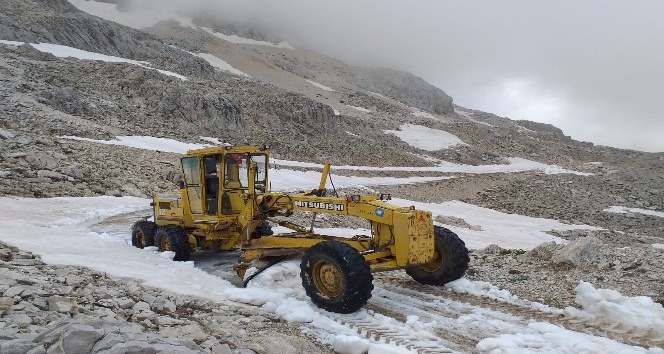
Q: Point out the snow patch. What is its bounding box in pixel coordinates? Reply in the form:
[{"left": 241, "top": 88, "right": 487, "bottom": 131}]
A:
[
  {"left": 0, "top": 39, "right": 23, "bottom": 46},
  {"left": 333, "top": 109, "right": 340, "bottom": 116},
  {"left": 477, "top": 321, "right": 663, "bottom": 354},
  {"left": 347, "top": 105, "right": 372, "bottom": 113},
  {"left": 0, "top": 40, "right": 187, "bottom": 80},
  {"left": 653, "top": 244, "right": 664, "bottom": 250},
  {"left": 564, "top": 282, "right": 664, "bottom": 343},
  {"left": 333, "top": 335, "right": 370, "bottom": 354},
  {"left": 604, "top": 206, "right": 664, "bottom": 218},
  {"left": 201, "top": 27, "right": 294, "bottom": 49},
  {"left": 305, "top": 79, "right": 335, "bottom": 92},
  {"left": 190, "top": 52, "right": 250, "bottom": 77},
  {"left": 59, "top": 135, "right": 207, "bottom": 154},
  {"left": 384, "top": 124, "right": 465, "bottom": 151}
]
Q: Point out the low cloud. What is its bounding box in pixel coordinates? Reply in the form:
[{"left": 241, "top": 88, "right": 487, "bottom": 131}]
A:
[{"left": 118, "top": 0, "right": 664, "bottom": 152}]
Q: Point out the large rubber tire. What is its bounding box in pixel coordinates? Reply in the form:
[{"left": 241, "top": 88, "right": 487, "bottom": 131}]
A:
[
  {"left": 300, "top": 241, "right": 373, "bottom": 314},
  {"left": 406, "top": 226, "right": 469, "bottom": 285},
  {"left": 154, "top": 226, "right": 192, "bottom": 262},
  {"left": 131, "top": 221, "right": 156, "bottom": 249},
  {"left": 251, "top": 220, "right": 274, "bottom": 238}
]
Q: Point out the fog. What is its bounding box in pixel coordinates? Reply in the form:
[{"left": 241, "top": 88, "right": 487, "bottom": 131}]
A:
[{"left": 125, "top": 0, "right": 664, "bottom": 152}]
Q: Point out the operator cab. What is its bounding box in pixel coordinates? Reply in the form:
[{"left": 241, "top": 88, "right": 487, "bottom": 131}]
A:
[{"left": 180, "top": 146, "right": 269, "bottom": 217}]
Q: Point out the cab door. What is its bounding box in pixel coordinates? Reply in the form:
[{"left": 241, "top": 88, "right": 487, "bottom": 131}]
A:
[{"left": 181, "top": 156, "right": 203, "bottom": 215}]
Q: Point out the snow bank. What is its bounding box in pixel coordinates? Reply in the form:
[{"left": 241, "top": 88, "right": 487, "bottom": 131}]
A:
[
  {"left": 384, "top": 124, "right": 465, "bottom": 151},
  {"left": 306, "top": 79, "right": 335, "bottom": 92},
  {"left": 201, "top": 27, "right": 294, "bottom": 49},
  {"left": 0, "top": 40, "right": 186, "bottom": 80},
  {"left": 190, "top": 52, "right": 250, "bottom": 77},
  {"left": 333, "top": 335, "right": 370, "bottom": 354},
  {"left": 604, "top": 206, "right": 664, "bottom": 218},
  {"left": 564, "top": 282, "right": 664, "bottom": 343},
  {"left": 477, "top": 321, "right": 664, "bottom": 354}
]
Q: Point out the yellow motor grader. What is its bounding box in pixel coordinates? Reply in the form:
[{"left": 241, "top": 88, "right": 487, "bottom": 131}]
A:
[{"left": 131, "top": 145, "right": 469, "bottom": 313}]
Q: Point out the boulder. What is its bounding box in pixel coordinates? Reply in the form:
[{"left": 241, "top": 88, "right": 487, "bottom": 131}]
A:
[{"left": 551, "top": 237, "right": 605, "bottom": 266}]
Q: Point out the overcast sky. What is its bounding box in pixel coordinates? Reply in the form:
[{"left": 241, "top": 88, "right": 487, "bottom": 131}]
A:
[{"left": 127, "top": 0, "right": 664, "bottom": 152}]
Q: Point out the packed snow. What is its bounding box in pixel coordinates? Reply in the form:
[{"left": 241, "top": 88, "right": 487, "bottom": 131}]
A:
[
  {"left": 384, "top": 124, "right": 465, "bottom": 151},
  {"left": 604, "top": 206, "right": 664, "bottom": 218},
  {"left": 190, "top": 52, "right": 250, "bottom": 77},
  {"left": 270, "top": 169, "right": 452, "bottom": 191},
  {"left": 305, "top": 79, "right": 335, "bottom": 92},
  {"left": 200, "top": 27, "right": 294, "bottom": 50},
  {"left": 0, "top": 40, "right": 187, "bottom": 80}
]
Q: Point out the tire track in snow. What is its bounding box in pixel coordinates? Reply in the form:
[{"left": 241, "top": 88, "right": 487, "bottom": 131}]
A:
[{"left": 375, "top": 272, "right": 664, "bottom": 349}]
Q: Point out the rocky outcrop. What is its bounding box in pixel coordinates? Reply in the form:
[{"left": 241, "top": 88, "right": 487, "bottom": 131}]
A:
[
  {"left": 0, "top": 242, "right": 330, "bottom": 353},
  {"left": 347, "top": 67, "right": 454, "bottom": 115}
]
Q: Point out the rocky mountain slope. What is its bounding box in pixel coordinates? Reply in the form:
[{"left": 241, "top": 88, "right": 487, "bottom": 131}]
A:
[{"left": 0, "top": 0, "right": 662, "bottom": 353}]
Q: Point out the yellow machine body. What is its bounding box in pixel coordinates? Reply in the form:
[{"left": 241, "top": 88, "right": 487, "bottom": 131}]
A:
[{"left": 152, "top": 145, "right": 437, "bottom": 276}]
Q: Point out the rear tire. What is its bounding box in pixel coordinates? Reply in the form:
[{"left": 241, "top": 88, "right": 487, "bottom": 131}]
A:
[
  {"left": 131, "top": 221, "right": 156, "bottom": 249},
  {"left": 155, "top": 226, "right": 191, "bottom": 262},
  {"left": 406, "top": 226, "right": 469, "bottom": 285},
  {"left": 301, "top": 241, "right": 373, "bottom": 314}
]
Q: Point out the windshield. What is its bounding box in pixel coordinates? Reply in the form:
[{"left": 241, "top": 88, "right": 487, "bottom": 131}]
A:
[{"left": 224, "top": 153, "right": 267, "bottom": 189}]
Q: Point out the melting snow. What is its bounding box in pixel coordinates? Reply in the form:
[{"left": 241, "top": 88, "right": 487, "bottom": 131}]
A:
[
  {"left": 0, "top": 41, "right": 187, "bottom": 80},
  {"left": 190, "top": 52, "right": 250, "bottom": 77},
  {"left": 306, "top": 79, "right": 335, "bottom": 92},
  {"left": 384, "top": 124, "right": 465, "bottom": 151},
  {"left": 59, "top": 135, "right": 206, "bottom": 153},
  {"left": 604, "top": 206, "right": 664, "bottom": 218},
  {"left": 347, "top": 105, "right": 372, "bottom": 113},
  {"left": 201, "top": 27, "right": 294, "bottom": 49}
]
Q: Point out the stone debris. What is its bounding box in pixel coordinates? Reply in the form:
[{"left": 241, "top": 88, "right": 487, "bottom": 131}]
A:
[{"left": 0, "top": 242, "right": 331, "bottom": 353}]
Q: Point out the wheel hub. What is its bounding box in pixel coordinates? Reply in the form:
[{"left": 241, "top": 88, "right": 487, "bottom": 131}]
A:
[
  {"left": 161, "top": 237, "right": 172, "bottom": 251},
  {"left": 419, "top": 249, "right": 444, "bottom": 272},
  {"left": 313, "top": 260, "right": 343, "bottom": 297},
  {"left": 136, "top": 231, "right": 145, "bottom": 248}
]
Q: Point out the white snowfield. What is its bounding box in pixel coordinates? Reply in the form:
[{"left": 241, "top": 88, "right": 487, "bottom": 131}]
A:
[
  {"left": 189, "top": 52, "right": 250, "bottom": 77},
  {"left": 0, "top": 40, "right": 187, "bottom": 80},
  {"left": 604, "top": 206, "right": 664, "bottom": 218},
  {"left": 200, "top": 27, "right": 294, "bottom": 50},
  {"left": 409, "top": 108, "right": 436, "bottom": 120},
  {"left": 347, "top": 105, "right": 372, "bottom": 113},
  {"left": 1, "top": 196, "right": 662, "bottom": 353},
  {"left": 384, "top": 124, "right": 465, "bottom": 151},
  {"left": 305, "top": 79, "right": 336, "bottom": 92}
]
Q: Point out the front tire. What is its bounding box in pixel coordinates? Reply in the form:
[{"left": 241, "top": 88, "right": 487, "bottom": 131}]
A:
[
  {"left": 406, "top": 226, "right": 469, "bottom": 285},
  {"left": 131, "top": 221, "right": 156, "bottom": 249},
  {"left": 300, "top": 241, "right": 373, "bottom": 314},
  {"left": 155, "top": 226, "right": 191, "bottom": 262}
]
